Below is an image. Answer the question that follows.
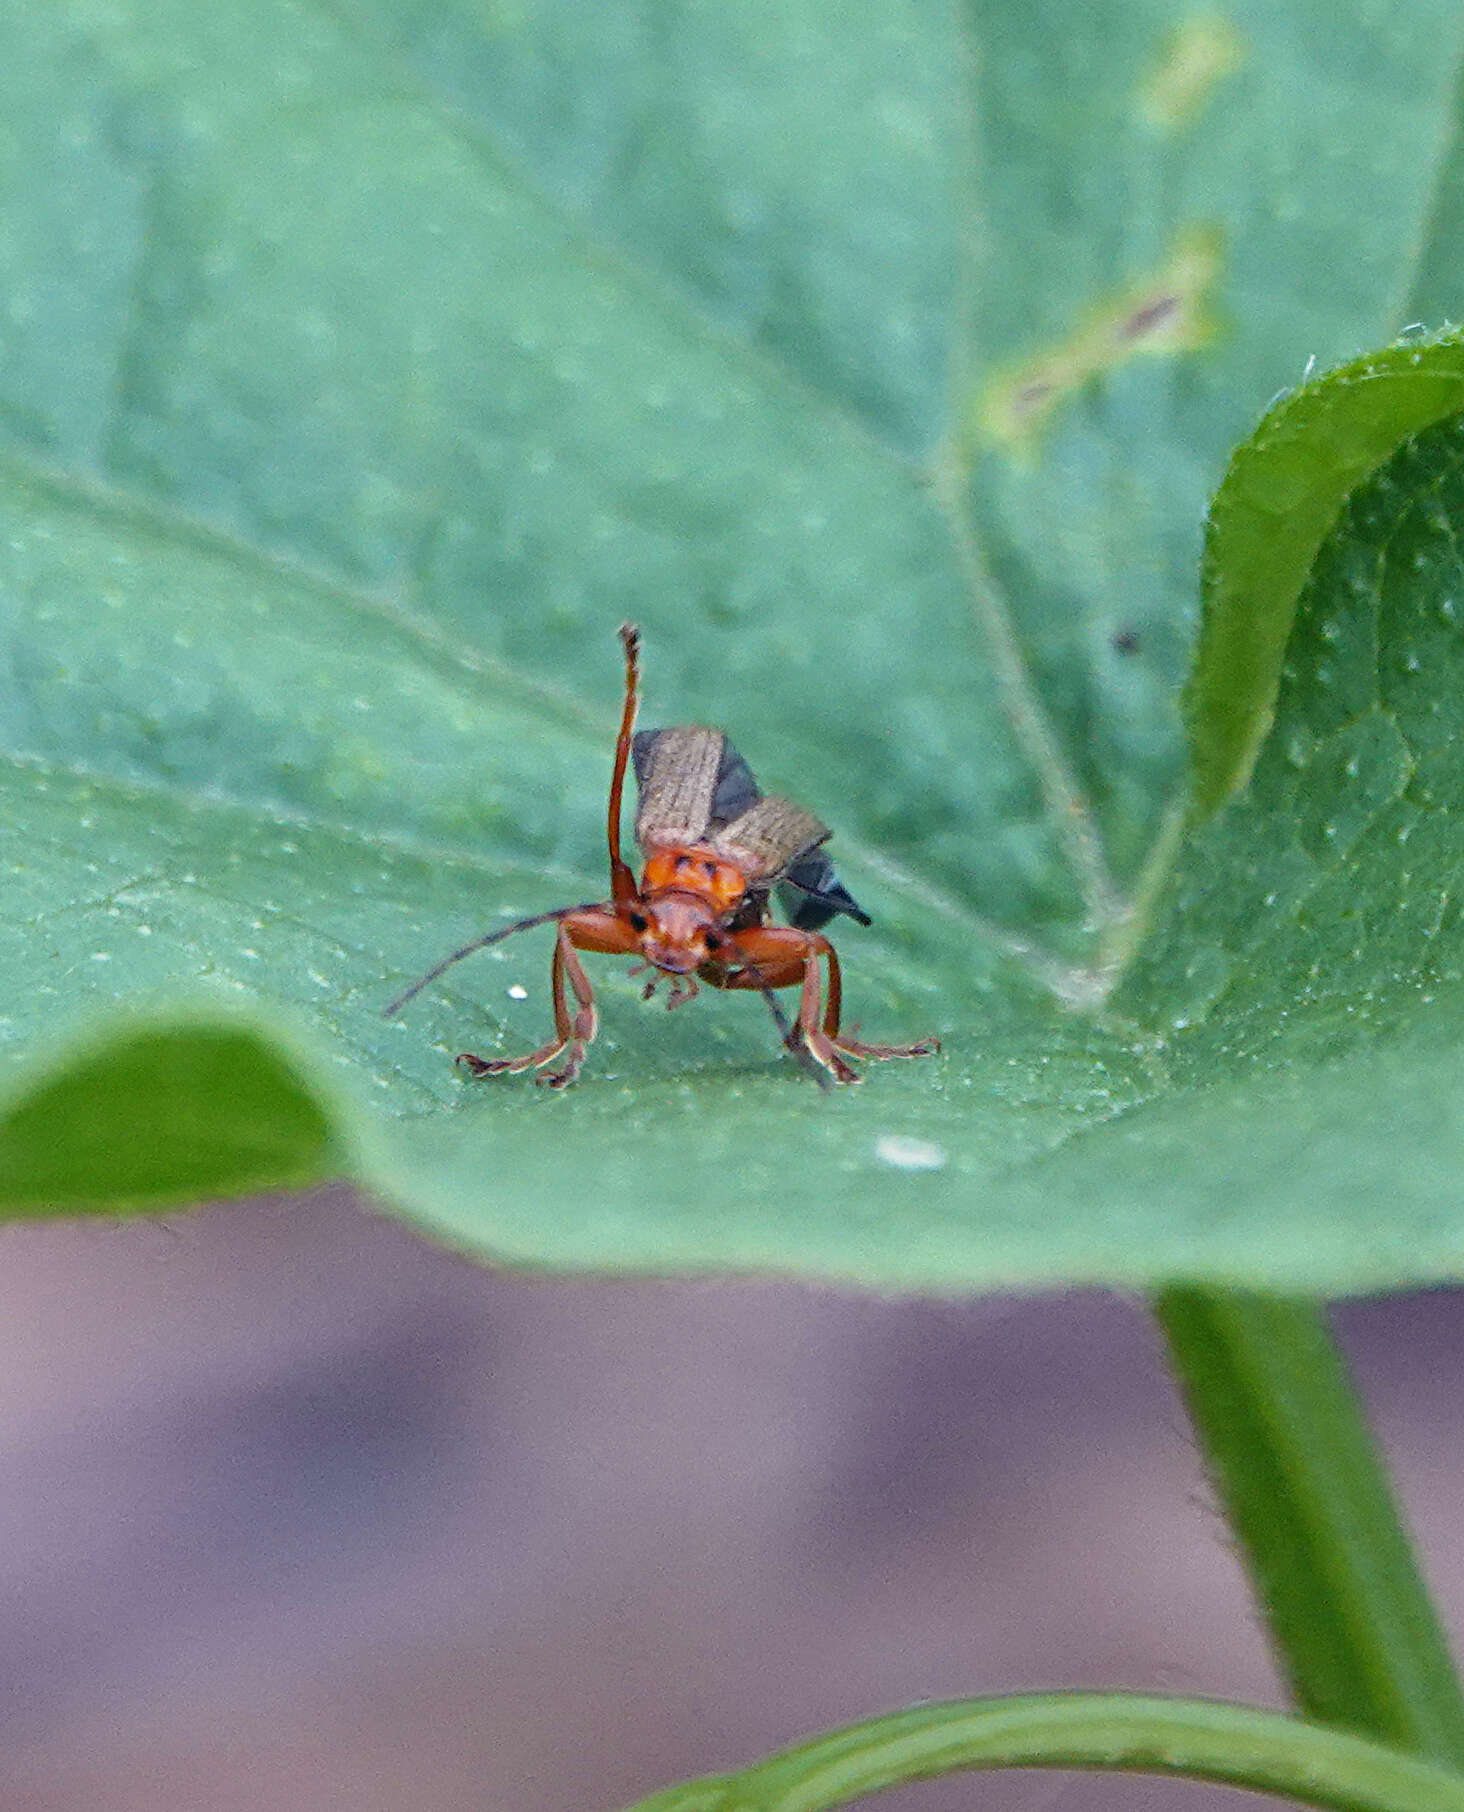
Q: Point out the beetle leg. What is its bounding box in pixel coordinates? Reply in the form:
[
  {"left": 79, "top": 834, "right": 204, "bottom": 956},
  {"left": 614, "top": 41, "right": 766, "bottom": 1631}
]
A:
[
  {"left": 665, "top": 974, "right": 699, "bottom": 1010},
  {"left": 830, "top": 1031, "right": 942, "bottom": 1060},
  {"left": 457, "top": 925, "right": 579, "bottom": 1081},
  {"left": 718, "top": 928, "right": 856, "bottom": 1082},
  {"left": 721, "top": 926, "right": 937, "bottom": 1082},
  {"left": 791, "top": 935, "right": 860, "bottom": 1083},
  {"left": 815, "top": 938, "right": 941, "bottom": 1064},
  {"left": 699, "top": 944, "right": 830, "bottom": 1088},
  {"left": 457, "top": 908, "right": 636, "bottom": 1088},
  {"left": 534, "top": 931, "right": 605, "bottom": 1088}
]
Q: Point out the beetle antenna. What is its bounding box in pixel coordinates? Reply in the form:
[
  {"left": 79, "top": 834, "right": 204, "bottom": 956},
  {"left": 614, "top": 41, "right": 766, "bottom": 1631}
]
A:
[
  {"left": 607, "top": 623, "right": 641, "bottom": 904},
  {"left": 383, "top": 902, "right": 604, "bottom": 1018}
]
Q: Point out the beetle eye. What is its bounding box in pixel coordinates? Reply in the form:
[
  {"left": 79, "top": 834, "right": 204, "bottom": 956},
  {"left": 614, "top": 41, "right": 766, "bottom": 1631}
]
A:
[
  {"left": 704, "top": 930, "right": 724, "bottom": 953},
  {"left": 628, "top": 910, "right": 649, "bottom": 933}
]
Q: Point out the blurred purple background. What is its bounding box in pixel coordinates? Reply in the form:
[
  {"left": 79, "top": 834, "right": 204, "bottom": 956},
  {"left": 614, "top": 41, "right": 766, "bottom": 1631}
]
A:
[{"left": 0, "top": 1189, "right": 1458, "bottom": 1811}]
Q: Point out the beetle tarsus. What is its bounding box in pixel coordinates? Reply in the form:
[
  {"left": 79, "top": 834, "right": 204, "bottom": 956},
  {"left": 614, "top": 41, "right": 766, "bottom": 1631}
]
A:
[
  {"left": 456, "top": 1048, "right": 557, "bottom": 1078},
  {"left": 834, "top": 1034, "right": 941, "bottom": 1062},
  {"left": 537, "top": 1047, "right": 588, "bottom": 1088}
]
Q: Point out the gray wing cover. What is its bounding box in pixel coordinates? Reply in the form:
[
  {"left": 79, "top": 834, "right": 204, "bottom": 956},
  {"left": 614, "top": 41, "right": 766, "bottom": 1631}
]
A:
[
  {"left": 714, "top": 795, "right": 829, "bottom": 884},
  {"left": 631, "top": 726, "right": 725, "bottom": 849},
  {"left": 633, "top": 727, "right": 871, "bottom": 928}
]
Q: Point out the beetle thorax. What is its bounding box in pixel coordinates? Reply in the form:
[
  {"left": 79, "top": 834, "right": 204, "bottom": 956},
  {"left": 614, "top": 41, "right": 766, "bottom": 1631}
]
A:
[{"left": 640, "top": 845, "right": 747, "bottom": 916}]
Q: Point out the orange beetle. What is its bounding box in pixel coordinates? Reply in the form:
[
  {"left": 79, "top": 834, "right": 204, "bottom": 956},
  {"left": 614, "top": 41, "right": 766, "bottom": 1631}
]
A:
[{"left": 386, "top": 625, "right": 939, "bottom": 1087}]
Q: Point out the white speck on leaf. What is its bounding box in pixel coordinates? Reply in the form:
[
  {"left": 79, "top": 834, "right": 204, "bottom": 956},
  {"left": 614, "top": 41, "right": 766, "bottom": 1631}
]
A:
[{"left": 875, "top": 1134, "right": 947, "bottom": 1172}]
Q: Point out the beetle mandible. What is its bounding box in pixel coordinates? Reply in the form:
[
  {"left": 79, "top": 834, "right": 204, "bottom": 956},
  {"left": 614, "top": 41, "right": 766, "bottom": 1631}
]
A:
[{"left": 385, "top": 624, "right": 940, "bottom": 1088}]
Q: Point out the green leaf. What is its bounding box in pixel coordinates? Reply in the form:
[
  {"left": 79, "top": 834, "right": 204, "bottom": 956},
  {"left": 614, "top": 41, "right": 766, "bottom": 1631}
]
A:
[
  {"left": 1186, "top": 337, "right": 1464, "bottom": 817},
  {"left": 7, "top": 7, "right": 1464, "bottom": 1293},
  {"left": 0, "top": 1009, "right": 342, "bottom": 1214}
]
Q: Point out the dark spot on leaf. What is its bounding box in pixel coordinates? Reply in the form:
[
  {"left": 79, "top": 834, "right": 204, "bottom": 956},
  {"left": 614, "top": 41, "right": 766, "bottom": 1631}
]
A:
[{"left": 1120, "top": 294, "right": 1181, "bottom": 340}]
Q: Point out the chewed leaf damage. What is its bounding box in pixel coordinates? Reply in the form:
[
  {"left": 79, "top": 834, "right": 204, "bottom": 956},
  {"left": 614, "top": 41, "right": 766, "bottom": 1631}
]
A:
[{"left": 977, "top": 228, "right": 1224, "bottom": 449}]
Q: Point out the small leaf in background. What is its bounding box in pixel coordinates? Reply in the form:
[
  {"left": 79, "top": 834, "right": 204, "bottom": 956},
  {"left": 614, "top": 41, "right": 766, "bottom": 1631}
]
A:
[
  {"left": 3, "top": 5, "right": 1464, "bottom": 1293},
  {"left": 0, "top": 1013, "right": 340, "bottom": 1213}
]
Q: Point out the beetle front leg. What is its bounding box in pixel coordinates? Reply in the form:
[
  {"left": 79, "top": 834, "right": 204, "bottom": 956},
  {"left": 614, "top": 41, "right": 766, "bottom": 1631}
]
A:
[
  {"left": 458, "top": 908, "right": 635, "bottom": 1088},
  {"left": 456, "top": 925, "right": 585, "bottom": 1084},
  {"left": 534, "top": 930, "right": 604, "bottom": 1088},
  {"left": 719, "top": 927, "right": 858, "bottom": 1082},
  {"left": 816, "top": 938, "right": 940, "bottom": 1065},
  {"left": 722, "top": 927, "right": 937, "bottom": 1083}
]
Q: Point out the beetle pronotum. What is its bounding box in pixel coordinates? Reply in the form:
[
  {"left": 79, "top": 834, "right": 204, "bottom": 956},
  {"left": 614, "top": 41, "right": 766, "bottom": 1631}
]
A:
[{"left": 385, "top": 624, "right": 939, "bottom": 1087}]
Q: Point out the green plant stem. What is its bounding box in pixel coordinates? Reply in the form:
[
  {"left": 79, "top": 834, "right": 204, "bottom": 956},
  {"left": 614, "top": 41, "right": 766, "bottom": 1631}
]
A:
[
  {"left": 1153, "top": 1289, "right": 1464, "bottom": 1768},
  {"left": 619, "top": 1691, "right": 1464, "bottom": 1812}
]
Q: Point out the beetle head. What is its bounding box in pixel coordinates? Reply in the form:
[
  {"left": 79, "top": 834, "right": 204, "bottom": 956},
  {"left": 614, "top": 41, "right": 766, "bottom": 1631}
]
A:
[{"left": 627, "top": 893, "right": 728, "bottom": 974}]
